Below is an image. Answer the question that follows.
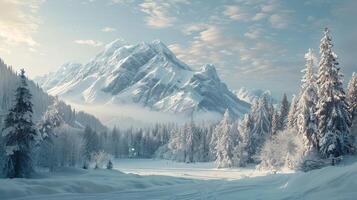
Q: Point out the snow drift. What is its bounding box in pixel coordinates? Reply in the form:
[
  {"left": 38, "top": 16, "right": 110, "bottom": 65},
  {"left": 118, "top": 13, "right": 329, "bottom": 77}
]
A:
[{"left": 1, "top": 158, "right": 357, "bottom": 199}]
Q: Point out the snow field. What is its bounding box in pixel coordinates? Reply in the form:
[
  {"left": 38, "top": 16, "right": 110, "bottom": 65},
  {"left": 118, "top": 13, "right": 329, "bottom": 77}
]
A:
[{"left": 1, "top": 158, "right": 357, "bottom": 200}]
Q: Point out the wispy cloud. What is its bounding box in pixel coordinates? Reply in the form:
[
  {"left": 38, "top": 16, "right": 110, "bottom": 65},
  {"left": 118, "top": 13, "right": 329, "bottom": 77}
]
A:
[
  {"left": 221, "top": 0, "right": 292, "bottom": 29},
  {"left": 269, "top": 14, "right": 290, "bottom": 29},
  {"left": 139, "top": 0, "right": 189, "bottom": 28},
  {"left": 74, "top": 39, "right": 103, "bottom": 47},
  {"left": 223, "top": 5, "right": 250, "bottom": 21},
  {"left": 170, "top": 24, "right": 243, "bottom": 72},
  {"left": 244, "top": 28, "right": 263, "bottom": 39},
  {"left": 0, "top": 0, "right": 44, "bottom": 48},
  {"left": 101, "top": 27, "right": 116, "bottom": 32}
]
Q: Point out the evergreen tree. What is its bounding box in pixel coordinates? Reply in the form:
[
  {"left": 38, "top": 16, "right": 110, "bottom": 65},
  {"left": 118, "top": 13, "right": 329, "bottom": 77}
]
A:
[
  {"left": 297, "top": 48, "right": 318, "bottom": 153},
  {"left": 347, "top": 73, "right": 357, "bottom": 121},
  {"left": 249, "top": 95, "right": 273, "bottom": 160},
  {"left": 111, "top": 127, "right": 120, "bottom": 158},
  {"left": 214, "top": 110, "right": 236, "bottom": 168},
  {"left": 271, "top": 109, "right": 279, "bottom": 135},
  {"left": 316, "top": 28, "right": 352, "bottom": 158},
  {"left": 238, "top": 114, "right": 254, "bottom": 164},
  {"left": 82, "top": 126, "right": 100, "bottom": 168},
  {"left": 37, "top": 97, "right": 64, "bottom": 171},
  {"left": 184, "top": 121, "right": 197, "bottom": 163},
  {"left": 287, "top": 95, "right": 298, "bottom": 129},
  {"left": 164, "top": 126, "right": 186, "bottom": 162},
  {"left": 348, "top": 72, "right": 357, "bottom": 136},
  {"left": 277, "top": 93, "right": 289, "bottom": 131},
  {"left": 2, "top": 69, "right": 37, "bottom": 178},
  {"left": 38, "top": 97, "right": 64, "bottom": 140}
]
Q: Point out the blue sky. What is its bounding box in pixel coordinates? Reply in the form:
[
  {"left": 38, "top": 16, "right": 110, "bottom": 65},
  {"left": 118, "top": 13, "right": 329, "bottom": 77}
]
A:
[{"left": 0, "top": 0, "right": 356, "bottom": 97}]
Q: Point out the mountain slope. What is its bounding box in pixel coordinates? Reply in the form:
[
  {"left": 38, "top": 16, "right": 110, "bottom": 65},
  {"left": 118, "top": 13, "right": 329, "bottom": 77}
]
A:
[
  {"left": 0, "top": 59, "right": 106, "bottom": 132},
  {"left": 37, "top": 40, "right": 250, "bottom": 117},
  {"left": 235, "top": 87, "right": 277, "bottom": 105}
]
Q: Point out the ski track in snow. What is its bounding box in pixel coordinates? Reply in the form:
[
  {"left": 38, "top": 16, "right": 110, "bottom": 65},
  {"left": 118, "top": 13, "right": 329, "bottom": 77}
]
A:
[{"left": 1, "top": 159, "right": 357, "bottom": 200}]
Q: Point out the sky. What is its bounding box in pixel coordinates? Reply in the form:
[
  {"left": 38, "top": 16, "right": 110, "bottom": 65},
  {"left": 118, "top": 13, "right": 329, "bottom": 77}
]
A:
[{"left": 0, "top": 0, "right": 356, "bottom": 98}]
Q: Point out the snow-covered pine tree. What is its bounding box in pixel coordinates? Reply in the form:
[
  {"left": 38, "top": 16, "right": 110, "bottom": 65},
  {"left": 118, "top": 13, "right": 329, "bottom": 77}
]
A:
[
  {"left": 2, "top": 69, "right": 37, "bottom": 178},
  {"left": 209, "top": 124, "right": 219, "bottom": 160},
  {"left": 297, "top": 48, "right": 319, "bottom": 153},
  {"left": 184, "top": 121, "right": 197, "bottom": 163},
  {"left": 287, "top": 95, "right": 298, "bottom": 130},
  {"left": 237, "top": 114, "right": 254, "bottom": 164},
  {"left": 316, "top": 28, "right": 352, "bottom": 158},
  {"left": 163, "top": 125, "right": 186, "bottom": 162},
  {"left": 38, "top": 97, "right": 64, "bottom": 140},
  {"left": 348, "top": 73, "right": 357, "bottom": 121},
  {"left": 110, "top": 127, "right": 120, "bottom": 158},
  {"left": 249, "top": 94, "right": 273, "bottom": 160},
  {"left": 214, "top": 110, "right": 236, "bottom": 168},
  {"left": 348, "top": 72, "right": 357, "bottom": 137},
  {"left": 82, "top": 126, "right": 100, "bottom": 168},
  {"left": 36, "top": 97, "right": 64, "bottom": 171},
  {"left": 271, "top": 109, "right": 280, "bottom": 135},
  {"left": 277, "top": 93, "right": 289, "bottom": 131}
]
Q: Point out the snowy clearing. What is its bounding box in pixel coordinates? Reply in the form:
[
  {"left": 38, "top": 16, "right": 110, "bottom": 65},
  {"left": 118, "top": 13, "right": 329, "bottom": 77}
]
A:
[
  {"left": 114, "top": 158, "right": 270, "bottom": 180},
  {"left": 1, "top": 159, "right": 357, "bottom": 200}
]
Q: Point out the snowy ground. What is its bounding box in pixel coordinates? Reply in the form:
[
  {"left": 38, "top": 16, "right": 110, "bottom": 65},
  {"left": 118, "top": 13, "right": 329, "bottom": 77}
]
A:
[
  {"left": 1, "top": 159, "right": 357, "bottom": 200},
  {"left": 114, "top": 159, "right": 270, "bottom": 180}
]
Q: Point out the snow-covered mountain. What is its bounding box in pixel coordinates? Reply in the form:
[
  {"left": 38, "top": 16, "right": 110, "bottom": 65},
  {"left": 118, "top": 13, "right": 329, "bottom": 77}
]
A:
[
  {"left": 37, "top": 39, "right": 250, "bottom": 118},
  {"left": 235, "top": 87, "right": 276, "bottom": 105}
]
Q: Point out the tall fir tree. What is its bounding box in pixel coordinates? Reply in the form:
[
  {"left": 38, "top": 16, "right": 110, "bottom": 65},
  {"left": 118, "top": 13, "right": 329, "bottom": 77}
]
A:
[
  {"left": 183, "top": 121, "right": 198, "bottom": 163},
  {"left": 214, "top": 110, "right": 236, "bottom": 168},
  {"left": 348, "top": 72, "right": 357, "bottom": 136},
  {"left": 316, "top": 28, "right": 352, "bottom": 158},
  {"left": 249, "top": 94, "right": 272, "bottom": 160},
  {"left": 82, "top": 126, "right": 100, "bottom": 168},
  {"left": 36, "top": 97, "right": 64, "bottom": 171},
  {"left": 347, "top": 73, "right": 357, "bottom": 121},
  {"left": 277, "top": 93, "right": 289, "bottom": 131},
  {"left": 2, "top": 69, "right": 37, "bottom": 178},
  {"left": 287, "top": 95, "right": 298, "bottom": 130},
  {"left": 237, "top": 113, "right": 254, "bottom": 165},
  {"left": 271, "top": 109, "right": 280, "bottom": 135},
  {"left": 297, "top": 48, "right": 318, "bottom": 153}
]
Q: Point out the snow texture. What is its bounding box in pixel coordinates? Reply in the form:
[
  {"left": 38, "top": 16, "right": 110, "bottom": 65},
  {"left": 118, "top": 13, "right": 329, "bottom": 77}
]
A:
[{"left": 1, "top": 158, "right": 357, "bottom": 199}]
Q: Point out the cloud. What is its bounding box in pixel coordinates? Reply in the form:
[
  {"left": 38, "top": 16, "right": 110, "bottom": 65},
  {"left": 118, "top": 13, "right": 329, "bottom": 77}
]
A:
[
  {"left": 101, "top": 27, "right": 116, "bottom": 32},
  {"left": 252, "top": 12, "right": 267, "bottom": 21},
  {"left": 139, "top": 0, "right": 189, "bottom": 28},
  {"left": 244, "top": 28, "right": 263, "bottom": 39},
  {"left": 170, "top": 24, "right": 244, "bottom": 72},
  {"left": 74, "top": 40, "right": 103, "bottom": 47},
  {"left": 182, "top": 23, "right": 207, "bottom": 35},
  {"left": 223, "top": 5, "right": 250, "bottom": 21},
  {"left": 0, "top": 0, "right": 44, "bottom": 47},
  {"left": 269, "top": 14, "right": 289, "bottom": 29},
  {"left": 221, "top": 1, "right": 292, "bottom": 30}
]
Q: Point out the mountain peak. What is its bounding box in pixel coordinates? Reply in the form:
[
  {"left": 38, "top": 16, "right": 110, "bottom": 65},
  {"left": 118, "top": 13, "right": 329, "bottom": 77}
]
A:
[
  {"left": 146, "top": 40, "right": 172, "bottom": 55},
  {"left": 105, "top": 38, "right": 128, "bottom": 49},
  {"left": 37, "top": 40, "right": 250, "bottom": 118},
  {"left": 199, "top": 64, "right": 219, "bottom": 80}
]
